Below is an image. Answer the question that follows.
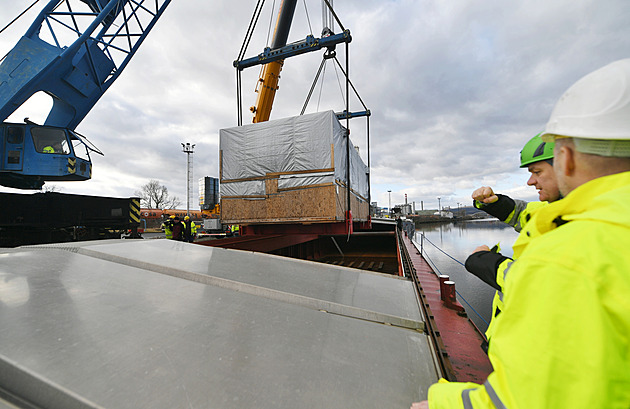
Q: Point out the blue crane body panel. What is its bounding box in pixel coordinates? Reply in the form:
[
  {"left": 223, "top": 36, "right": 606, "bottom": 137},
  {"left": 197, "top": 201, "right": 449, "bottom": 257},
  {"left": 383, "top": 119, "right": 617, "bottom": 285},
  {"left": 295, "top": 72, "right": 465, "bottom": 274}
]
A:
[{"left": 0, "top": 0, "right": 171, "bottom": 189}]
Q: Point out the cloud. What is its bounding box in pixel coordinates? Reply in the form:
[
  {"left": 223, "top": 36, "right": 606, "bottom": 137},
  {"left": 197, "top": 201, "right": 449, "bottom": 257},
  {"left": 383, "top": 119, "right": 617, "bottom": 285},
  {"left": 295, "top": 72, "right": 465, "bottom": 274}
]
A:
[{"left": 1, "top": 0, "right": 629, "bottom": 211}]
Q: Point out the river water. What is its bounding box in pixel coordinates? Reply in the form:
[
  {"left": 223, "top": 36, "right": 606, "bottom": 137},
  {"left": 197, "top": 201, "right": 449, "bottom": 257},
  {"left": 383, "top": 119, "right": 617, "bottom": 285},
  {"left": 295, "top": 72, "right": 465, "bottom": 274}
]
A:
[{"left": 411, "top": 219, "right": 519, "bottom": 333}]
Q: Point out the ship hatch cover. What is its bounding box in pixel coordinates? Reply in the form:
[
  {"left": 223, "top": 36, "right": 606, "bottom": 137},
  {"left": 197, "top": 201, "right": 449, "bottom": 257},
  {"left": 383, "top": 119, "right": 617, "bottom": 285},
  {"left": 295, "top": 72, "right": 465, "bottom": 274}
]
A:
[{"left": 0, "top": 239, "right": 439, "bottom": 408}]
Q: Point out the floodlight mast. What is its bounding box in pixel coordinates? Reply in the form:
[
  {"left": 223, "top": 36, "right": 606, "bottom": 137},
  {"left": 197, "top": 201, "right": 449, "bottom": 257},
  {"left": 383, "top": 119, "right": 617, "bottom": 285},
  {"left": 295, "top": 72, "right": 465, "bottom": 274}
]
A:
[{"left": 182, "top": 142, "right": 195, "bottom": 216}]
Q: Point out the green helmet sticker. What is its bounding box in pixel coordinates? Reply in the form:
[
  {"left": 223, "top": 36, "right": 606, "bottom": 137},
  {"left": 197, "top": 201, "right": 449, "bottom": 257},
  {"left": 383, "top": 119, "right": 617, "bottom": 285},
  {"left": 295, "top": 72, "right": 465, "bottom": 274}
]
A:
[{"left": 520, "top": 133, "right": 554, "bottom": 168}]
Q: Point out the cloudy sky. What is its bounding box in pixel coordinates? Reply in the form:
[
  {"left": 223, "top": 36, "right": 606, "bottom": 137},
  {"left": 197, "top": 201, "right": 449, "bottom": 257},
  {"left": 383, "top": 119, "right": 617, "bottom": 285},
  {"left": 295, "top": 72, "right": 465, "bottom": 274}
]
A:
[{"left": 1, "top": 0, "right": 629, "bottom": 212}]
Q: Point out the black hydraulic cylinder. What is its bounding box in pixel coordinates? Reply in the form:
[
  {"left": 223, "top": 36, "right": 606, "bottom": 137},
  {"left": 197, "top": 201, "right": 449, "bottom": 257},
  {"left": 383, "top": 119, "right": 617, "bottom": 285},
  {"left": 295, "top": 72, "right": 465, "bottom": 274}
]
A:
[{"left": 271, "top": 0, "right": 298, "bottom": 49}]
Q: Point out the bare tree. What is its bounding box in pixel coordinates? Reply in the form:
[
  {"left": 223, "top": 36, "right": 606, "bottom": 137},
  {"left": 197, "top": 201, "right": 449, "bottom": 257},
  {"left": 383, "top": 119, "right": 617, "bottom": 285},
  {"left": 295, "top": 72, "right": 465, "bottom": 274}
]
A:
[
  {"left": 40, "top": 184, "right": 62, "bottom": 192},
  {"left": 135, "top": 180, "right": 181, "bottom": 209}
]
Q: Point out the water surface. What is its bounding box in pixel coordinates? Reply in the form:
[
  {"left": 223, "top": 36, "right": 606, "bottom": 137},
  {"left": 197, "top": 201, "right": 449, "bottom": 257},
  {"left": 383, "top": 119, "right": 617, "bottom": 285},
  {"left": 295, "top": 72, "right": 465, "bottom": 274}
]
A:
[{"left": 413, "top": 219, "right": 519, "bottom": 332}]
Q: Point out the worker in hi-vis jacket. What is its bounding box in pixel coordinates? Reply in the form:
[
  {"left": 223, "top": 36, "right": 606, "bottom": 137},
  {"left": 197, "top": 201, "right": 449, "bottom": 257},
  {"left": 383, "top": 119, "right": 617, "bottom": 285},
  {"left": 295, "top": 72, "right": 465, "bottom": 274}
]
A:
[
  {"left": 183, "top": 215, "right": 197, "bottom": 242},
  {"left": 465, "top": 133, "right": 560, "bottom": 346},
  {"left": 161, "top": 215, "right": 176, "bottom": 239},
  {"left": 413, "top": 59, "right": 630, "bottom": 409}
]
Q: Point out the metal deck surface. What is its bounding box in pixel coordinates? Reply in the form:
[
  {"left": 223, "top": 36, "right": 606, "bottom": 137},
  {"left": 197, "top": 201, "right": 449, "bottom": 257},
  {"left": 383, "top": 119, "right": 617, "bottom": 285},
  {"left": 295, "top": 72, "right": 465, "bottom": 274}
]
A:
[{"left": 0, "top": 239, "right": 439, "bottom": 408}]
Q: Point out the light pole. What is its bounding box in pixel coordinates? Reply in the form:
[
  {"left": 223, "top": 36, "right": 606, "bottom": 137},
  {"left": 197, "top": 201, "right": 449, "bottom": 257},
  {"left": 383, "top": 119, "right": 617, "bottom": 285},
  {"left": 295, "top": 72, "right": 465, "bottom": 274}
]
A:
[
  {"left": 388, "top": 190, "right": 392, "bottom": 218},
  {"left": 182, "top": 142, "right": 195, "bottom": 216}
]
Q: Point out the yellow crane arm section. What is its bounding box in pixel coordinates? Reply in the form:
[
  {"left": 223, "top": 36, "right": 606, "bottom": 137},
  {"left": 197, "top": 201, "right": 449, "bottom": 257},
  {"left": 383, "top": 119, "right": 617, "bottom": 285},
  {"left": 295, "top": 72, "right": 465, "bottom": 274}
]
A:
[{"left": 251, "top": 60, "right": 284, "bottom": 123}]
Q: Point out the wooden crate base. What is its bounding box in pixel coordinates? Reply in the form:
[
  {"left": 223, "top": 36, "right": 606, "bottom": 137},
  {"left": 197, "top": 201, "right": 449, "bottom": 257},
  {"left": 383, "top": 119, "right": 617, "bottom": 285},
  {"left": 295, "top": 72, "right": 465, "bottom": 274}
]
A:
[{"left": 221, "top": 183, "right": 368, "bottom": 224}]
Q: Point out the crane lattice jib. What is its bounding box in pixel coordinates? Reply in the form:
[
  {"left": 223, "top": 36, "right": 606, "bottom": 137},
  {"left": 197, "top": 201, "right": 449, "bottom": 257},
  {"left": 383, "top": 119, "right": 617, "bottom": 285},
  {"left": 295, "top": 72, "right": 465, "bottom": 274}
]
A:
[{"left": 0, "top": 0, "right": 172, "bottom": 129}]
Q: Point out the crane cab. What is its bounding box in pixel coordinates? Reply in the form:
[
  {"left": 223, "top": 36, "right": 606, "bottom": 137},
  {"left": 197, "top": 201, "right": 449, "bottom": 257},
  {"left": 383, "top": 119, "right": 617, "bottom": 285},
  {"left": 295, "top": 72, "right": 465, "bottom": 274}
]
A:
[{"left": 0, "top": 122, "right": 102, "bottom": 189}]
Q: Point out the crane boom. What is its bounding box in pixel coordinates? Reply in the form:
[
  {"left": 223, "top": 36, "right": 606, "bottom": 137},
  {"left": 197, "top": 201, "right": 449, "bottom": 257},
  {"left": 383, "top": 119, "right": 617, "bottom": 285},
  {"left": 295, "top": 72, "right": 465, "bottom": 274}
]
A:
[
  {"left": 0, "top": 0, "right": 172, "bottom": 189},
  {"left": 236, "top": 0, "right": 351, "bottom": 124},
  {"left": 0, "top": 0, "right": 172, "bottom": 128},
  {"left": 250, "top": 0, "right": 298, "bottom": 123}
]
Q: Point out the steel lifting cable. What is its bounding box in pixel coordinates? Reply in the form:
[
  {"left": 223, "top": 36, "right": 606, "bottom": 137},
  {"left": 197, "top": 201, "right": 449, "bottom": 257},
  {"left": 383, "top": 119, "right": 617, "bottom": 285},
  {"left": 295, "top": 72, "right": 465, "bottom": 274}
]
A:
[
  {"left": 302, "top": 0, "right": 313, "bottom": 36},
  {"left": 264, "top": 0, "right": 275, "bottom": 47},
  {"left": 0, "top": 0, "right": 43, "bottom": 62},
  {"left": 321, "top": 0, "right": 333, "bottom": 32},
  {"left": 236, "top": 0, "right": 266, "bottom": 125},
  {"left": 302, "top": 52, "right": 371, "bottom": 116},
  {"left": 313, "top": 50, "right": 344, "bottom": 112},
  {"left": 300, "top": 55, "right": 335, "bottom": 115},
  {"left": 331, "top": 55, "right": 369, "bottom": 112},
  {"left": 417, "top": 233, "right": 490, "bottom": 326},
  {"left": 315, "top": 62, "right": 326, "bottom": 111},
  {"left": 300, "top": 58, "right": 327, "bottom": 115},
  {"left": 237, "top": 0, "right": 266, "bottom": 62},
  {"left": 303, "top": 51, "right": 370, "bottom": 116},
  {"left": 331, "top": 59, "right": 345, "bottom": 107},
  {"left": 0, "top": 0, "right": 42, "bottom": 35},
  {"left": 321, "top": 0, "right": 344, "bottom": 31}
]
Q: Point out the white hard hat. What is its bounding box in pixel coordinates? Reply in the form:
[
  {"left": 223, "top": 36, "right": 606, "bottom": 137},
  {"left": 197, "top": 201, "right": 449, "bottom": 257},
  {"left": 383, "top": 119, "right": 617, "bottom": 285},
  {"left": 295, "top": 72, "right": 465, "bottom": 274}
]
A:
[{"left": 541, "top": 59, "right": 630, "bottom": 157}]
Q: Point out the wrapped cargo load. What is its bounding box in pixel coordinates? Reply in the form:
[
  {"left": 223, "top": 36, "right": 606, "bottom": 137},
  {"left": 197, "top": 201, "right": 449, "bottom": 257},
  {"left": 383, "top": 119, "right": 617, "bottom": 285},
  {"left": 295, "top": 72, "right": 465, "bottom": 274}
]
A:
[{"left": 220, "top": 110, "right": 369, "bottom": 224}]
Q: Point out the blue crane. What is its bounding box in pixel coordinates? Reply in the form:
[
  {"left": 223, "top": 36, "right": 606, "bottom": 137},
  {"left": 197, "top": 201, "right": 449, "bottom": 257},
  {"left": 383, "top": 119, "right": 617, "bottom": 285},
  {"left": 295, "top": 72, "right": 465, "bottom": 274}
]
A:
[{"left": 0, "top": 0, "right": 171, "bottom": 189}]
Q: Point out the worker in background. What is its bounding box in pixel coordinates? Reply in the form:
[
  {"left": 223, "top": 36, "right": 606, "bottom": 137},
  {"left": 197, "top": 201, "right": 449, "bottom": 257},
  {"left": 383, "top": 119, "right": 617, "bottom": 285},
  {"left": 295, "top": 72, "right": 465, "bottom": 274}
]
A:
[
  {"left": 161, "top": 214, "right": 175, "bottom": 239},
  {"left": 171, "top": 216, "right": 184, "bottom": 241},
  {"left": 183, "top": 215, "right": 197, "bottom": 243},
  {"left": 465, "top": 134, "right": 560, "bottom": 346},
  {"left": 42, "top": 141, "right": 63, "bottom": 153},
  {"left": 472, "top": 133, "right": 559, "bottom": 233},
  {"left": 413, "top": 58, "right": 630, "bottom": 409},
  {"left": 231, "top": 224, "right": 240, "bottom": 237}
]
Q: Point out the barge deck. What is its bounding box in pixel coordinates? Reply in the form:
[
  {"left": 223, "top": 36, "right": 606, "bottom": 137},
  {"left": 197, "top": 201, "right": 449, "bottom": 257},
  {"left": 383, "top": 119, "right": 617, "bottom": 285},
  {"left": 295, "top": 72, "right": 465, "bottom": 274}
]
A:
[{"left": 1, "top": 238, "right": 434, "bottom": 408}]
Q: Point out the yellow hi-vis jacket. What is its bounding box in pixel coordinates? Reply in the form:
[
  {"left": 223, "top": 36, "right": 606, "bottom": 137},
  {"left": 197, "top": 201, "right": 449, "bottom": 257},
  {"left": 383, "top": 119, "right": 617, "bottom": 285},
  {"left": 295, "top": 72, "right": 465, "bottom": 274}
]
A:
[
  {"left": 162, "top": 220, "right": 173, "bottom": 239},
  {"left": 486, "top": 200, "right": 548, "bottom": 341},
  {"left": 472, "top": 198, "right": 548, "bottom": 340},
  {"left": 429, "top": 171, "right": 630, "bottom": 409}
]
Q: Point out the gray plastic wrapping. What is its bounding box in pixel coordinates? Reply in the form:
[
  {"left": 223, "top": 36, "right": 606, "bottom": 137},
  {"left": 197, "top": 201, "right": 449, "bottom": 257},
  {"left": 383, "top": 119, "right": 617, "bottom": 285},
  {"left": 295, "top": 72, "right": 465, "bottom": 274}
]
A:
[{"left": 220, "top": 110, "right": 369, "bottom": 199}]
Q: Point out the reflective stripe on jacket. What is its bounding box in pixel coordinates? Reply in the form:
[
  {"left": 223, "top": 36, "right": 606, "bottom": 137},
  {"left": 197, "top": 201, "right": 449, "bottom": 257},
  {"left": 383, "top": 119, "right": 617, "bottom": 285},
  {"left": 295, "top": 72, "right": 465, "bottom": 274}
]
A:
[
  {"left": 503, "top": 200, "right": 546, "bottom": 232},
  {"left": 430, "top": 171, "right": 630, "bottom": 408}
]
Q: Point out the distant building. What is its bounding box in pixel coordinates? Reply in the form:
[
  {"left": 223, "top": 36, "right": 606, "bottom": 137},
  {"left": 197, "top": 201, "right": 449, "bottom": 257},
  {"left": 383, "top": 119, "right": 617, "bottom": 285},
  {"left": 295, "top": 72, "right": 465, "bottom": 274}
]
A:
[
  {"left": 199, "top": 176, "right": 219, "bottom": 210},
  {"left": 399, "top": 203, "right": 413, "bottom": 215}
]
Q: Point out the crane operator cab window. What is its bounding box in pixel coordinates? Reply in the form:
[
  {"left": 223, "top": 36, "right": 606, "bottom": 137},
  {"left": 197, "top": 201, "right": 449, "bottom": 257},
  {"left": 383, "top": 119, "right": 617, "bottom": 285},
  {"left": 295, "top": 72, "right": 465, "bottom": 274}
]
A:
[
  {"left": 32, "top": 127, "right": 70, "bottom": 154},
  {"left": 7, "top": 127, "right": 24, "bottom": 144},
  {"left": 5, "top": 127, "right": 25, "bottom": 164}
]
